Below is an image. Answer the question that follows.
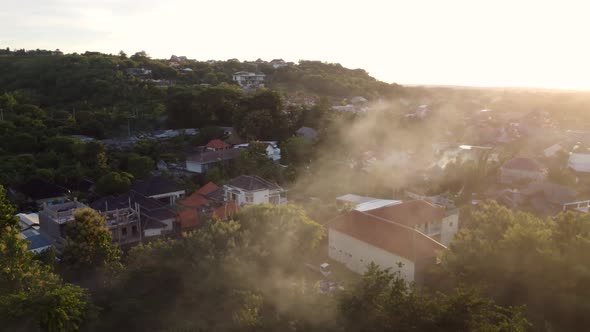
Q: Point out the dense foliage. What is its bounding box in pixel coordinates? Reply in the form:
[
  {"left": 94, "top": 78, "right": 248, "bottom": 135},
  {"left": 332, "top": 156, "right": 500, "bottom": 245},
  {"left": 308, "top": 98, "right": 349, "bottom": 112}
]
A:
[
  {"left": 0, "top": 186, "right": 93, "bottom": 331},
  {"left": 432, "top": 202, "right": 590, "bottom": 330}
]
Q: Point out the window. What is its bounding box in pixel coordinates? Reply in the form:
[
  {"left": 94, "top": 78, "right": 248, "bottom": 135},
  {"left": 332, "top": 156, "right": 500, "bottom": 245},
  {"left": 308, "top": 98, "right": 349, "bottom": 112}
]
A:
[
  {"left": 122, "top": 227, "right": 127, "bottom": 237},
  {"left": 449, "top": 221, "right": 454, "bottom": 227},
  {"left": 132, "top": 225, "right": 138, "bottom": 236}
]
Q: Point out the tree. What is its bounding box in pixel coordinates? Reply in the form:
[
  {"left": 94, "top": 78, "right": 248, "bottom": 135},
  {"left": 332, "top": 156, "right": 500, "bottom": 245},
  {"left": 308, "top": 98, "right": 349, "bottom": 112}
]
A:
[
  {"left": 205, "top": 166, "right": 223, "bottom": 184},
  {"left": 434, "top": 202, "right": 590, "bottom": 330},
  {"left": 130, "top": 50, "right": 149, "bottom": 61},
  {"left": 234, "top": 90, "right": 289, "bottom": 140},
  {"left": 0, "top": 186, "right": 93, "bottom": 331},
  {"left": 281, "top": 136, "right": 313, "bottom": 166},
  {"left": 96, "top": 171, "right": 133, "bottom": 195},
  {"left": 339, "top": 264, "right": 529, "bottom": 332},
  {"left": 62, "top": 208, "right": 122, "bottom": 276},
  {"left": 236, "top": 204, "right": 325, "bottom": 265},
  {"left": 233, "top": 142, "right": 281, "bottom": 181},
  {"left": 126, "top": 153, "right": 154, "bottom": 179}
]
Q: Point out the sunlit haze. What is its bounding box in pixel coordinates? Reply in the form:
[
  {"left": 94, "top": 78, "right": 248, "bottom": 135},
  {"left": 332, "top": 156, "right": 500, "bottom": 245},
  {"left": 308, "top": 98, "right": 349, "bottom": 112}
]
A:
[{"left": 2, "top": 0, "right": 590, "bottom": 89}]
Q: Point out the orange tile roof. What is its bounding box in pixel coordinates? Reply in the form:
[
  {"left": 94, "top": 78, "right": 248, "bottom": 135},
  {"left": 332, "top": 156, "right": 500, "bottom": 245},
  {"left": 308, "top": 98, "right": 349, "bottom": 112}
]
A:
[
  {"left": 212, "top": 201, "right": 239, "bottom": 220},
  {"left": 328, "top": 209, "right": 445, "bottom": 262},
  {"left": 177, "top": 209, "right": 200, "bottom": 230},
  {"left": 205, "top": 139, "right": 231, "bottom": 150},
  {"left": 365, "top": 200, "right": 445, "bottom": 227},
  {"left": 197, "top": 182, "right": 219, "bottom": 196},
  {"left": 179, "top": 192, "right": 212, "bottom": 209}
]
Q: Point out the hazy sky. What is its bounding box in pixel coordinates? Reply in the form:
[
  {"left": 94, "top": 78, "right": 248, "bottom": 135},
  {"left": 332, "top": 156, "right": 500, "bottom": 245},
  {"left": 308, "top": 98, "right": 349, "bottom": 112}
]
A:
[{"left": 2, "top": 0, "right": 590, "bottom": 89}]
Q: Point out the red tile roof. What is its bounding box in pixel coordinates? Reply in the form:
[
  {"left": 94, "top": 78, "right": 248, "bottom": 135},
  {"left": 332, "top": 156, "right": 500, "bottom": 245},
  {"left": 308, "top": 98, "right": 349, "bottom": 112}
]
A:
[
  {"left": 205, "top": 139, "right": 231, "bottom": 150},
  {"left": 328, "top": 208, "right": 446, "bottom": 262},
  {"left": 177, "top": 209, "right": 200, "bottom": 230},
  {"left": 197, "top": 182, "right": 219, "bottom": 196},
  {"left": 212, "top": 201, "right": 239, "bottom": 220},
  {"left": 179, "top": 192, "right": 212, "bottom": 209},
  {"left": 365, "top": 200, "right": 445, "bottom": 227}
]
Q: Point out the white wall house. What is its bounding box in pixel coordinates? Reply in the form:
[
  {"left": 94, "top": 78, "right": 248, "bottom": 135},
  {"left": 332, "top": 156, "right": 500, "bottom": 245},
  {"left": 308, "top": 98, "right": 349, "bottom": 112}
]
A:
[
  {"left": 185, "top": 149, "right": 241, "bottom": 174},
  {"left": 234, "top": 142, "right": 281, "bottom": 162},
  {"left": 329, "top": 228, "right": 416, "bottom": 281},
  {"left": 232, "top": 71, "right": 265, "bottom": 89},
  {"left": 440, "top": 212, "right": 459, "bottom": 246},
  {"left": 223, "top": 175, "right": 286, "bottom": 206},
  {"left": 328, "top": 201, "right": 451, "bottom": 283},
  {"left": 568, "top": 153, "right": 590, "bottom": 173}
]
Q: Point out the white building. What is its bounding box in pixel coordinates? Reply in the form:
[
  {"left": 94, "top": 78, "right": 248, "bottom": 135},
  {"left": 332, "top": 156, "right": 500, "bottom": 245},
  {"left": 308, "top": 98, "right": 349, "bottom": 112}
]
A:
[
  {"left": 270, "top": 59, "right": 288, "bottom": 69},
  {"left": 568, "top": 153, "right": 590, "bottom": 173},
  {"left": 328, "top": 200, "right": 455, "bottom": 282},
  {"left": 335, "top": 194, "right": 401, "bottom": 212},
  {"left": 17, "top": 213, "right": 53, "bottom": 253},
  {"left": 223, "top": 175, "right": 287, "bottom": 206},
  {"left": 233, "top": 141, "right": 281, "bottom": 162},
  {"left": 232, "top": 71, "right": 265, "bottom": 89}
]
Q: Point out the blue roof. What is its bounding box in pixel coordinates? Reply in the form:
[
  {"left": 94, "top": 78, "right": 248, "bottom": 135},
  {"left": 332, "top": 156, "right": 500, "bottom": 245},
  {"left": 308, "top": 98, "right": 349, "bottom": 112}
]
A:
[{"left": 25, "top": 233, "right": 52, "bottom": 251}]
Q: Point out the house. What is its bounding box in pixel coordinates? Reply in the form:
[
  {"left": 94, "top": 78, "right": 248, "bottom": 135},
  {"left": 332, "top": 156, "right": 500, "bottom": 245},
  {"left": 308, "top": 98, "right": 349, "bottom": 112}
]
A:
[
  {"left": 185, "top": 148, "right": 242, "bottom": 174},
  {"left": 350, "top": 96, "right": 368, "bottom": 104},
  {"left": 223, "top": 175, "right": 287, "bottom": 206},
  {"left": 69, "top": 135, "right": 95, "bottom": 143},
  {"left": 270, "top": 59, "right": 288, "bottom": 69},
  {"left": 38, "top": 200, "right": 87, "bottom": 241},
  {"left": 233, "top": 141, "right": 281, "bottom": 162},
  {"left": 500, "top": 157, "right": 547, "bottom": 184},
  {"left": 17, "top": 213, "right": 53, "bottom": 253},
  {"left": 91, "top": 190, "right": 177, "bottom": 240},
  {"left": 176, "top": 182, "right": 239, "bottom": 231},
  {"left": 205, "top": 139, "right": 231, "bottom": 151},
  {"left": 405, "top": 105, "right": 431, "bottom": 119},
  {"left": 332, "top": 104, "right": 368, "bottom": 113},
  {"left": 568, "top": 153, "right": 590, "bottom": 173},
  {"left": 296, "top": 126, "right": 318, "bottom": 141},
  {"left": 522, "top": 181, "right": 578, "bottom": 216},
  {"left": 131, "top": 175, "right": 186, "bottom": 205},
  {"left": 543, "top": 143, "right": 565, "bottom": 158},
  {"left": 563, "top": 200, "right": 590, "bottom": 214},
  {"left": 328, "top": 200, "right": 452, "bottom": 283},
  {"left": 14, "top": 179, "right": 69, "bottom": 207},
  {"left": 366, "top": 200, "right": 459, "bottom": 246},
  {"left": 232, "top": 71, "right": 265, "bottom": 89},
  {"left": 335, "top": 194, "right": 402, "bottom": 212},
  {"left": 126, "top": 68, "right": 152, "bottom": 77}
]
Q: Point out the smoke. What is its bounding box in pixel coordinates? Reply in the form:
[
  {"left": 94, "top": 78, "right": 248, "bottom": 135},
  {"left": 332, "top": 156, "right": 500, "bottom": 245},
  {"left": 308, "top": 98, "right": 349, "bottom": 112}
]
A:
[{"left": 290, "top": 96, "right": 467, "bottom": 201}]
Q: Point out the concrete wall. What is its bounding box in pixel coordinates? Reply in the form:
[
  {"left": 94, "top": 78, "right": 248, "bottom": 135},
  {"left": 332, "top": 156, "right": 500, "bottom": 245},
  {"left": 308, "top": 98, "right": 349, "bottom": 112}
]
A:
[
  {"left": 328, "top": 229, "right": 415, "bottom": 282},
  {"left": 186, "top": 161, "right": 203, "bottom": 173},
  {"left": 150, "top": 191, "right": 186, "bottom": 204},
  {"left": 144, "top": 228, "right": 162, "bottom": 238},
  {"left": 38, "top": 212, "right": 63, "bottom": 240},
  {"left": 441, "top": 213, "right": 459, "bottom": 246},
  {"left": 252, "top": 190, "right": 269, "bottom": 204}
]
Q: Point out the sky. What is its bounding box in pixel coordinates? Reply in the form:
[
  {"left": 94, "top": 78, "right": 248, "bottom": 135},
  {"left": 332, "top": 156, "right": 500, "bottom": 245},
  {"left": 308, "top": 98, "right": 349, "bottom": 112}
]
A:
[{"left": 2, "top": 0, "right": 590, "bottom": 90}]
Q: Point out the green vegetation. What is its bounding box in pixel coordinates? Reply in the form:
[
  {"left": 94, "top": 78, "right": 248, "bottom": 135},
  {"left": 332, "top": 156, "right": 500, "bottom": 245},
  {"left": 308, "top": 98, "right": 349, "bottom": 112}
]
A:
[
  {"left": 0, "top": 187, "right": 94, "bottom": 331},
  {"left": 432, "top": 202, "right": 590, "bottom": 330}
]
